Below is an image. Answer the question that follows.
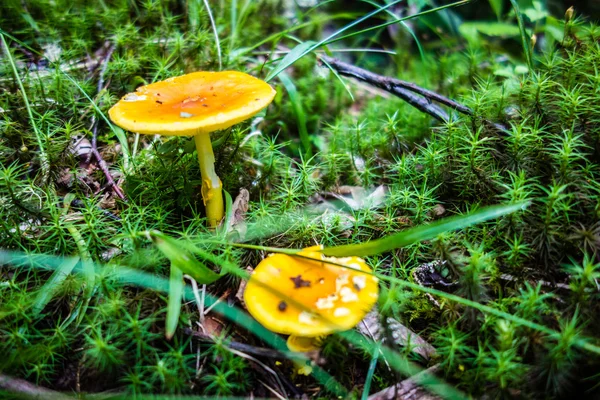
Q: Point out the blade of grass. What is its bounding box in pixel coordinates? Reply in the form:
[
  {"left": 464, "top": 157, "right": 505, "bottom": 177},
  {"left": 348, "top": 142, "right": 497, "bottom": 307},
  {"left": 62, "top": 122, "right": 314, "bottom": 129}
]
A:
[
  {"left": 320, "top": 56, "right": 355, "bottom": 101},
  {"left": 509, "top": 0, "right": 533, "bottom": 71},
  {"left": 233, "top": 13, "right": 359, "bottom": 59},
  {"left": 149, "top": 231, "right": 221, "bottom": 284},
  {"left": 325, "top": 0, "right": 471, "bottom": 46},
  {"left": 229, "top": 0, "right": 237, "bottom": 54},
  {"left": 59, "top": 72, "right": 131, "bottom": 171},
  {"left": 278, "top": 72, "right": 311, "bottom": 158},
  {"left": 217, "top": 190, "right": 234, "bottom": 237},
  {"left": 166, "top": 265, "right": 184, "bottom": 339},
  {"left": 322, "top": 202, "right": 529, "bottom": 256},
  {"left": 361, "top": 0, "right": 426, "bottom": 63},
  {"left": 32, "top": 257, "right": 79, "bottom": 315},
  {"left": 0, "top": 33, "right": 50, "bottom": 182},
  {"left": 361, "top": 341, "right": 380, "bottom": 400},
  {"left": 200, "top": 0, "right": 222, "bottom": 70},
  {"left": 265, "top": 0, "right": 404, "bottom": 82}
]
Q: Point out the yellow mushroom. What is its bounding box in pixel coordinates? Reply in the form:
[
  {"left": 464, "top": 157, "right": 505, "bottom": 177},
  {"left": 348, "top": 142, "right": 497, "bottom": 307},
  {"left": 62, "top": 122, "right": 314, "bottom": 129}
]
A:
[
  {"left": 243, "top": 246, "right": 379, "bottom": 353},
  {"left": 108, "top": 71, "right": 276, "bottom": 228}
]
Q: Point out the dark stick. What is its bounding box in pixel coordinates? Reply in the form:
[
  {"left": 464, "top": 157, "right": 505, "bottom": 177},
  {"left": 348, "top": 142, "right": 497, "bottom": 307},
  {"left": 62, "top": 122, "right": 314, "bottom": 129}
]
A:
[
  {"left": 0, "top": 374, "right": 72, "bottom": 400},
  {"left": 367, "top": 365, "right": 441, "bottom": 400},
  {"left": 321, "top": 55, "right": 473, "bottom": 117},
  {"left": 320, "top": 56, "right": 452, "bottom": 123},
  {"left": 92, "top": 146, "right": 125, "bottom": 200},
  {"left": 320, "top": 56, "right": 508, "bottom": 132},
  {"left": 86, "top": 43, "right": 125, "bottom": 201},
  {"left": 183, "top": 328, "right": 290, "bottom": 359},
  {"left": 91, "top": 43, "right": 115, "bottom": 153}
]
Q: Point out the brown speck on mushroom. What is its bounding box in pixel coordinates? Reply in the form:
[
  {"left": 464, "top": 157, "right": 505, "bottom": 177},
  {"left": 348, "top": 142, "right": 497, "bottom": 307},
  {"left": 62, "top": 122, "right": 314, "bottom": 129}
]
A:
[
  {"left": 278, "top": 301, "right": 287, "bottom": 312},
  {"left": 353, "top": 283, "right": 361, "bottom": 291},
  {"left": 156, "top": 100, "right": 163, "bottom": 104},
  {"left": 255, "top": 98, "right": 260, "bottom": 101},
  {"left": 290, "top": 275, "right": 311, "bottom": 289},
  {"left": 202, "top": 104, "right": 209, "bottom": 107}
]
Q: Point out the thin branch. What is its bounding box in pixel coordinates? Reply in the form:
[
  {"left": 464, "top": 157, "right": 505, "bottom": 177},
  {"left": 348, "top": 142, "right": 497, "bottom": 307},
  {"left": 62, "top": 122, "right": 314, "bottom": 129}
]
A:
[
  {"left": 183, "top": 328, "right": 290, "bottom": 359},
  {"left": 0, "top": 374, "right": 72, "bottom": 400},
  {"left": 90, "top": 43, "right": 115, "bottom": 153},
  {"left": 368, "top": 364, "right": 441, "bottom": 400},
  {"left": 319, "top": 55, "right": 507, "bottom": 132},
  {"left": 86, "top": 43, "right": 125, "bottom": 201}
]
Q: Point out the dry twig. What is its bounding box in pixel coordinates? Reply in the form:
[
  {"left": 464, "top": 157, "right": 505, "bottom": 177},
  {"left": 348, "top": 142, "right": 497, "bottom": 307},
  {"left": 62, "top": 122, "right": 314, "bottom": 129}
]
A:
[
  {"left": 86, "top": 42, "right": 125, "bottom": 201},
  {"left": 368, "top": 365, "right": 441, "bottom": 400},
  {"left": 183, "top": 328, "right": 290, "bottom": 359},
  {"left": 0, "top": 374, "right": 72, "bottom": 400},
  {"left": 320, "top": 55, "right": 507, "bottom": 132}
]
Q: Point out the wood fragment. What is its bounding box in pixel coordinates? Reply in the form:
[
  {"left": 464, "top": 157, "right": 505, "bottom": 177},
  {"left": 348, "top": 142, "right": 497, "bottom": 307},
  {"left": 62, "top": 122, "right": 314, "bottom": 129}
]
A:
[
  {"left": 0, "top": 374, "right": 72, "bottom": 400},
  {"left": 85, "top": 42, "right": 125, "bottom": 201},
  {"left": 320, "top": 55, "right": 507, "bottom": 132},
  {"left": 183, "top": 328, "right": 289, "bottom": 359},
  {"left": 367, "top": 365, "right": 441, "bottom": 400},
  {"left": 358, "top": 310, "right": 436, "bottom": 360}
]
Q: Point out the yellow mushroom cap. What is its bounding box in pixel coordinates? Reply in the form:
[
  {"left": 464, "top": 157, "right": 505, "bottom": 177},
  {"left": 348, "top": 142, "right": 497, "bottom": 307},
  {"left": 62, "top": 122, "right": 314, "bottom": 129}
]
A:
[
  {"left": 108, "top": 71, "right": 276, "bottom": 136},
  {"left": 243, "top": 246, "right": 379, "bottom": 338}
]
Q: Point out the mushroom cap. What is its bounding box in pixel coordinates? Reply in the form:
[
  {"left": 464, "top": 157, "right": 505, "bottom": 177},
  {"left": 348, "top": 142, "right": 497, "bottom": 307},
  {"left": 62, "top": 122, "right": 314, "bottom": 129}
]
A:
[
  {"left": 244, "top": 246, "right": 379, "bottom": 338},
  {"left": 108, "top": 71, "right": 276, "bottom": 136}
]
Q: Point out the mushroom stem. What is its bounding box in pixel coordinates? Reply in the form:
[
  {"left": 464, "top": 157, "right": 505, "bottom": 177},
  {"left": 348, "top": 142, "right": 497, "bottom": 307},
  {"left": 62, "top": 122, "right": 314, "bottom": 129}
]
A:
[
  {"left": 287, "top": 335, "right": 323, "bottom": 352},
  {"left": 194, "top": 133, "right": 224, "bottom": 228}
]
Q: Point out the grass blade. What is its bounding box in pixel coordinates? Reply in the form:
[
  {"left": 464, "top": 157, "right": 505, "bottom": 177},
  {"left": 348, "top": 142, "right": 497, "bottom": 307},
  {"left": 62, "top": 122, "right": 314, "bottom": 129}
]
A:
[
  {"left": 323, "top": 202, "right": 529, "bottom": 256},
  {"left": 278, "top": 72, "right": 311, "bottom": 158},
  {"left": 201, "top": 0, "right": 222, "bottom": 70},
  {"left": 32, "top": 257, "right": 79, "bottom": 315},
  {"left": 325, "top": 0, "right": 471, "bottom": 46},
  {"left": 361, "top": 341, "right": 380, "bottom": 400},
  {"left": 166, "top": 265, "right": 184, "bottom": 339},
  {"left": 266, "top": 40, "right": 315, "bottom": 82},
  {"left": 361, "top": 0, "right": 426, "bottom": 63},
  {"left": 0, "top": 33, "right": 50, "bottom": 181},
  {"left": 509, "top": 0, "right": 533, "bottom": 71},
  {"left": 149, "top": 231, "right": 221, "bottom": 284},
  {"left": 265, "top": 0, "right": 404, "bottom": 82}
]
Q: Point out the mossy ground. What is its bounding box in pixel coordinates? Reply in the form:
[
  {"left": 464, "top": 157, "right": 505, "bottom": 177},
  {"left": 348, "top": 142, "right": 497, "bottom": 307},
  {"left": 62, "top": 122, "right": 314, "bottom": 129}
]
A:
[{"left": 1, "top": 1, "right": 600, "bottom": 399}]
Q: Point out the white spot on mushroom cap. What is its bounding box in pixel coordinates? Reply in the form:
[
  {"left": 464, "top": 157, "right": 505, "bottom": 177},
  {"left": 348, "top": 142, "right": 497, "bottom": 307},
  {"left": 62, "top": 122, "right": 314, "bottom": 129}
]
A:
[
  {"left": 348, "top": 262, "right": 363, "bottom": 270},
  {"left": 340, "top": 287, "right": 358, "bottom": 303},
  {"left": 123, "top": 94, "right": 147, "bottom": 102},
  {"left": 315, "top": 293, "right": 338, "bottom": 310},
  {"left": 334, "top": 307, "right": 350, "bottom": 317},
  {"left": 299, "top": 311, "right": 315, "bottom": 325},
  {"left": 352, "top": 275, "right": 367, "bottom": 290},
  {"left": 336, "top": 274, "right": 349, "bottom": 292},
  {"left": 180, "top": 112, "right": 195, "bottom": 118}
]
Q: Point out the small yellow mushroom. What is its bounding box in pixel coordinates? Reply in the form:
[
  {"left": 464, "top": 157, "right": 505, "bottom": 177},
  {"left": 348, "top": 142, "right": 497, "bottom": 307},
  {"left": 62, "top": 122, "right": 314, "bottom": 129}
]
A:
[
  {"left": 243, "top": 245, "right": 379, "bottom": 356},
  {"left": 108, "top": 71, "right": 275, "bottom": 227}
]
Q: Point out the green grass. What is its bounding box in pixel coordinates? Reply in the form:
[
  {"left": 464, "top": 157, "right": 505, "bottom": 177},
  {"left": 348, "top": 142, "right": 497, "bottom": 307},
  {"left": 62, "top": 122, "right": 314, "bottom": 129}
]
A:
[{"left": 2, "top": 0, "right": 600, "bottom": 398}]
